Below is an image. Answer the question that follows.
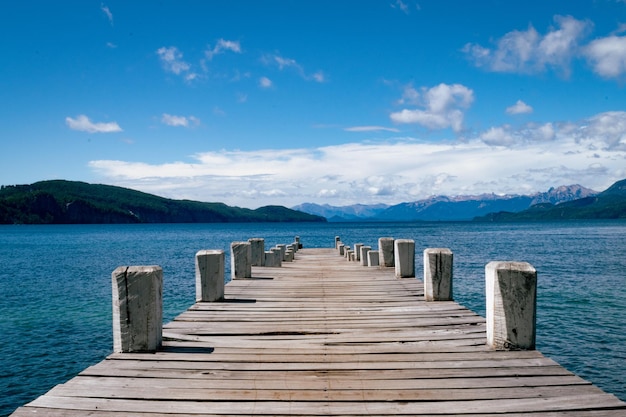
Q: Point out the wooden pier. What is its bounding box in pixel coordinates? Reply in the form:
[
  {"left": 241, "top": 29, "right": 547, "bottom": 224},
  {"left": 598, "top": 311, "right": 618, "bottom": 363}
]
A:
[{"left": 11, "top": 248, "right": 626, "bottom": 416}]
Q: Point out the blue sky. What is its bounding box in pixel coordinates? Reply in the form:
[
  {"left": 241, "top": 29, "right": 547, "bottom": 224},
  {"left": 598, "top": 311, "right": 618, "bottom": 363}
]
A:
[{"left": 2, "top": 1, "right": 626, "bottom": 208}]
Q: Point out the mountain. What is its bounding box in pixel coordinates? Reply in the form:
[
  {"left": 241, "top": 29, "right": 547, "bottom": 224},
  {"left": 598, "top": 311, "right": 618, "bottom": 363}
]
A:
[
  {"left": 0, "top": 180, "right": 326, "bottom": 224},
  {"left": 291, "top": 203, "right": 389, "bottom": 222},
  {"left": 474, "top": 179, "right": 626, "bottom": 221},
  {"left": 293, "top": 184, "right": 598, "bottom": 222}
]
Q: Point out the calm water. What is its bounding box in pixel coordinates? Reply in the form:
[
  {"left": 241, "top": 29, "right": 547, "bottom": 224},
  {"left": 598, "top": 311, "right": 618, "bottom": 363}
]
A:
[{"left": 1, "top": 221, "right": 625, "bottom": 415}]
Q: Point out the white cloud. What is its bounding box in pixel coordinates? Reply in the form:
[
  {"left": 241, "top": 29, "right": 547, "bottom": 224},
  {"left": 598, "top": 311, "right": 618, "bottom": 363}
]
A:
[
  {"left": 156, "top": 46, "right": 190, "bottom": 75},
  {"left": 88, "top": 111, "right": 626, "bottom": 208},
  {"left": 344, "top": 126, "right": 400, "bottom": 133},
  {"left": 259, "top": 76, "right": 273, "bottom": 88},
  {"left": 506, "top": 100, "right": 533, "bottom": 115},
  {"left": 463, "top": 15, "right": 592, "bottom": 76},
  {"left": 101, "top": 3, "right": 113, "bottom": 25},
  {"left": 391, "top": 0, "right": 409, "bottom": 14},
  {"left": 390, "top": 83, "right": 474, "bottom": 132},
  {"left": 583, "top": 35, "right": 626, "bottom": 79},
  {"left": 161, "top": 114, "right": 200, "bottom": 127},
  {"left": 66, "top": 115, "right": 122, "bottom": 133},
  {"left": 205, "top": 39, "right": 242, "bottom": 60},
  {"left": 263, "top": 53, "right": 325, "bottom": 82},
  {"left": 156, "top": 47, "right": 199, "bottom": 81}
]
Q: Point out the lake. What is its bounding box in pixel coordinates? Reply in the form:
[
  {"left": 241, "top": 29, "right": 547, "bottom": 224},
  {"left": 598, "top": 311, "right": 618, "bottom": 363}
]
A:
[{"left": 1, "top": 221, "right": 625, "bottom": 415}]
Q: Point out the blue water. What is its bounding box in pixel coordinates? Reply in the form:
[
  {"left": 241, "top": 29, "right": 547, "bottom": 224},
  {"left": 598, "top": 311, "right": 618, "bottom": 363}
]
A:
[{"left": 1, "top": 221, "right": 625, "bottom": 415}]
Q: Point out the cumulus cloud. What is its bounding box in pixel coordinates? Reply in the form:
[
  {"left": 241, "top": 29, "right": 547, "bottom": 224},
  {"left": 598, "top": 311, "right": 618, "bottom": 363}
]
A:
[
  {"left": 88, "top": 111, "right": 626, "bottom": 207},
  {"left": 156, "top": 46, "right": 190, "bottom": 75},
  {"left": 506, "top": 100, "right": 533, "bottom": 115},
  {"left": 390, "top": 83, "right": 474, "bottom": 132},
  {"left": 161, "top": 114, "right": 200, "bottom": 127},
  {"left": 66, "top": 115, "right": 122, "bottom": 133},
  {"left": 583, "top": 35, "right": 626, "bottom": 79},
  {"left": 463, "top": 15, "right": 592, "bottom": 76},
  {"left": 205, "top": 39, "right": 242, "bottom": 60}
]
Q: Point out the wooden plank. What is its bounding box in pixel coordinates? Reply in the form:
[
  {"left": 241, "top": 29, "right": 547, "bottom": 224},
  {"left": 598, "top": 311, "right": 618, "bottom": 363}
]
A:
[{"left": 12, "top": 248, "right": 626, "bottom": 416}]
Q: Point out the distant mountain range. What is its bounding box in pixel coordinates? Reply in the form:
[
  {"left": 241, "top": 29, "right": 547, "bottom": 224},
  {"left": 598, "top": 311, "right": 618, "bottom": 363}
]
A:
[
  {"left": 0, "top": 180, "right": 325, "bottom": 224},
  {"left": 293, "top": 181, "right": 626, "bottom": 221}
]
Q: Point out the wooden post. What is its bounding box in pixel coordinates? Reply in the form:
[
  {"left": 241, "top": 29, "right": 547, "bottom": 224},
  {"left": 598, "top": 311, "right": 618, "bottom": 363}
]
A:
[
  {"left": 360, "top": 246, "right": 371, "bottom": 266},
  {"left": 195, "top": 250, "right": 224, "bottom": 302},
  {"left": 248, "top": 238, "right": 265, "bottom": 266},
  {"left": 367, "top": 250, "right": 380, "bottom": 267},
  {"left": 486, "top": 261, "right": 537, "bottom": 350},
  {"left": 230, "top": 241, "right": 252, "bottom": 279},
  {"left": 112, "top": 266, "right": 162, "bottom": 353},
  {"left": 423, "top": 248, "right": 453, "bottom": 301},
  {"left": 378, "top": 237, "right": 395, "bottom": 267},
  {"left": 394, "top": 239, "right": 415, "bottom": 278}
]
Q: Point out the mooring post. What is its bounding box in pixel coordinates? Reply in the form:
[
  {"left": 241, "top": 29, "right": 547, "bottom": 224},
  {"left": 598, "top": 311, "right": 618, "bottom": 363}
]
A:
[
  {"left": 354, "top": 243, "right": 363, "bottom": 261},
  {"left": 230, "top": 241, "right": 252, "bottom": 279},
  {"left": 111, "top": 266, "right": 163, "bottom": 353},
  {"left": 248, "top": 238, "right": 265, "bottom": 266},
  {"left": 269, "top": 247, "right": 283, "bottom": 267},
  {"left": 360, "top": 246, "right": 371, "bottom": 266},
  {"left": 276, "top": 244, "right": 287, "bottom": 261},
  {"left": 338, "top": 243, "right": 345, "bottom": 256},
  {"left": 367, "top": 250, "right": 380, "bottom": 267},
  {"left": 195, "top": 250, "right": 225, "bottom": 302},
  {"left": 378, "top": 237, "right": 395, "bottom": 267},
  {"left": 394, "top": 239, "right": 415, "bottom": 278},
  {"left": 346, "top": 249, "right": 354, "bottom": 261},
  {"left": 335, "top": 236, "right": 341, "bottom": 248},
  {"left": 486, "top": 261, "right": 537, "bottom": 350},
  {"left": 295, "top": 236, "right": 302, "bottom": 249},
  {"left": 423, "top": 248, "right": 453, "bottom": 301}
]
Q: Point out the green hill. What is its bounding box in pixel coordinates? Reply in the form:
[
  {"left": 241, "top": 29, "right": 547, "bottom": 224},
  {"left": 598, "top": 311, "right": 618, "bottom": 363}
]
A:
[
  {"left": 0, "top": 180, "right": 326, "bottom": 224},
  {"left": 474, "top": 178, "right": 626, "bottom": 221}
]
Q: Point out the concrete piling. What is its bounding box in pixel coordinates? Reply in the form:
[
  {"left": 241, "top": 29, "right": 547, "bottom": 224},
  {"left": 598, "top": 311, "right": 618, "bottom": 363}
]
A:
[
  {"left": 367, "top": 250, "right": 380, "bottom": 267},
  {"left": 248, "top": 238, "right": 265, "bottom": 267},
  {"left": 112, "top": 266, "right": 163, "bottom": 353},
  {"left": 360, "top": 246, "right": 371, "bottom": 266},
  {"left": 423, "top": 248, "right": 453, "bottom": 301},
  {"left": 378, "top": 237, "right": 395, "bottom": 267},
  {"left": 195, "top": 250, "right": 225, "bottom": 302},
  {"left": 486, "top": 261, "right": 537, "bottom": 350},
  {"left": 394, "top": 239, "right": 415, "bottom": 278},
  {"left": 230, "top": 241, "right": 252, "bottom": 279}
]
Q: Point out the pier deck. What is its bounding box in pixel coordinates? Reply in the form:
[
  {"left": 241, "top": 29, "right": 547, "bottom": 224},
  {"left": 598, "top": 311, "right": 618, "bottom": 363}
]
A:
[{"left": 12, "top": 248, "right": 626, "bottom": 416}]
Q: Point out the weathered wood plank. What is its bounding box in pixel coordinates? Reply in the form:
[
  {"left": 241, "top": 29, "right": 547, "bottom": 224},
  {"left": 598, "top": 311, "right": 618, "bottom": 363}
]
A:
[{"left": 12, "top": 248, "right": 626, "bottom": 416}]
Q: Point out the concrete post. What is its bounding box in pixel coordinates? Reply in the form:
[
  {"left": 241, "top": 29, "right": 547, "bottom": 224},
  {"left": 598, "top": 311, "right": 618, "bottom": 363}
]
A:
[
  {"left": 230, "top": 241, "right": 252, "bottom": 279},
  {"left": 270, "top": 247, "right": 283, "bottom": 267},
  {"left": 394, "top": 239, "right": 415, "bottom": 278},
  {"left": 195, "top": 250, "right": 224, "bottom": 302},
  {"left": 335, "top": 236, "right": 340, "bottom": 248},
  {"left": 360, "top": 246, "right": 371, "bottom": 266},
  {"left": 378, "top": 237, "right": 395, "bottom": 267},
  {"left": 264, "top": 250, "right": 280, "bottom": 267},
  {"left": 276, "top": 244, "right": 287, "bottom": 261},
  {"left": 346, "top": 250, "right": 353, "bottom": 261},
  {"left": 112, "top": 266, "right": 162, "bottom": 353},
  {"left": 295, "top": 236, "right": 302, "bottom": 249},
  {"left": 486, "top": 261, "right": 537, "bottom": 351},
  {"left": 248, "top": 238, "right": 265, "bottom": 266},
  {"left": 367, "top": 250, "right": 380, "bottom": 267},
  {"left": 338, "top": 243, "right": 345, "bottom": 256},
  {"left": 284, "top": 250, "right": 294, "bottom": 262},
  {"left": 423, "top": 248, "right": 453, "bottom": 301},
  {"left": 354, "top": 243, "right": 363, "bottom": 261}
]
